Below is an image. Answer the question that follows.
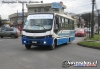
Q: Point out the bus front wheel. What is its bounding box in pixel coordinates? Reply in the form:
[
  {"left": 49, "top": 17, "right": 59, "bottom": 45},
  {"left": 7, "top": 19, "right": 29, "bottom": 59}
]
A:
[
  {"left": 50, "top": 41, "right": 56, "bottom": 50},
  {"left": 25, "top": 44, "right": 31, "bottom": 49}
]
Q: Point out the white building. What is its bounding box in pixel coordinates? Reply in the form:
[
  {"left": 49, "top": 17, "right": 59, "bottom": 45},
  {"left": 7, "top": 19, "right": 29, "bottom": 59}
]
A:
[{"left": 26, "top": 2, "right": 66, "bottom": 14}]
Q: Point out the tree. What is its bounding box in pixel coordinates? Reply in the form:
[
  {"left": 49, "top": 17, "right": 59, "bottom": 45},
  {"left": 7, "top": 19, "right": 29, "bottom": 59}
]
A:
[
  {"left": 81, "top": 13, "right": 92, "bottom": 27},
  {"left": 81, "top": 13, "right": 96, "bottom": 27}
]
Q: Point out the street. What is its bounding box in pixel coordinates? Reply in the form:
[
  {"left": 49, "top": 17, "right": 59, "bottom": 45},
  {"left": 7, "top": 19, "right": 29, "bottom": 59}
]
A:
[{"left": 0, "top": 37, "right": 100, "bottom": 69}]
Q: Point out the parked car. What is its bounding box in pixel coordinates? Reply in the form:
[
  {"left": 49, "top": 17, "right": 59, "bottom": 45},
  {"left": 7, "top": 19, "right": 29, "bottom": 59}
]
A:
[
  {"left": 75, "top": 28, "right": 86, "bottom": 37},
  {"left": 0, "top": 27, "right": 20, "bottom": 38}
]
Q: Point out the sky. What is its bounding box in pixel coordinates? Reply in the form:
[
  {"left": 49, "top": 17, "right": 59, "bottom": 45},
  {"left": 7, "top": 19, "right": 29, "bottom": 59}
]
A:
[{"left": 0, "top": 0, "right": 100, "bottom": 19}]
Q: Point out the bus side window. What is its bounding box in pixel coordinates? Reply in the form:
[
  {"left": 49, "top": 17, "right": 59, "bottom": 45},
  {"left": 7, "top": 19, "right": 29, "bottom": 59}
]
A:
[
  {"left": 56, "top": 16, "right": 59, "bottom": 28},
  {"left": 54, "top": 17, "right": 59, "bottom": 33}
]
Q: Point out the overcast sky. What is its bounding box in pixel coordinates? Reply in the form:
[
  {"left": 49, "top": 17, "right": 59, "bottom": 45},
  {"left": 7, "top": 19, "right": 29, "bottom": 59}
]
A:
[{"left": 0, "top": 0, "right": 100, "bottom": 19}]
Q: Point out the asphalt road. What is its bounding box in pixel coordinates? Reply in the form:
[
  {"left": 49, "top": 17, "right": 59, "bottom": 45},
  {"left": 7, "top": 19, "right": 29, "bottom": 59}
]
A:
[{"left": 0, "top": 37, "right": 100, "bottom": 69}]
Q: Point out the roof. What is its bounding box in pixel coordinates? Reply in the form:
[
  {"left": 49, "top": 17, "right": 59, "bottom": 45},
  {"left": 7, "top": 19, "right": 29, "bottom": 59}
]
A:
[
  {"left": 9, "top": 12, "right": 28, "bottom": 19},
  {"left": 55, "top": 13, "right": 74, "bottom": 20},
  {"left": 26, "top": 3, "right": 66, "bottom": 9}
]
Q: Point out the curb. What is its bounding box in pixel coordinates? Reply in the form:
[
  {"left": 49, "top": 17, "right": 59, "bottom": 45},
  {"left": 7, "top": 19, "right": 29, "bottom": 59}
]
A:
[{"left": 77, "top": 43, "right": 100, "bottom": 50}]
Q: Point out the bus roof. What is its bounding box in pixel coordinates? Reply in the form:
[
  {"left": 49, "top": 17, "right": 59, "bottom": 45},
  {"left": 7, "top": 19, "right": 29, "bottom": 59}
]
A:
[{"left": 55, "top": 13, "right": 74, "bottom": 20}]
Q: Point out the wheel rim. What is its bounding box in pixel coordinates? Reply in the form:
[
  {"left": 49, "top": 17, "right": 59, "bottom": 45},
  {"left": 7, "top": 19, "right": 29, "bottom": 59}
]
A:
[
  {"left": 51, "top": 41, "right": 55, "bottom": 50},
  {"left": 52, "top": 44, "right": 55, "bottom": 49}
]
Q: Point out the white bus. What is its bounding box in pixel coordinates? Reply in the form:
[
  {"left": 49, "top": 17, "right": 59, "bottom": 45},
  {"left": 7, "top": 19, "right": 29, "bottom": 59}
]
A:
[{"left": 22, "top": 12, "right": 75, "bottom": 50}]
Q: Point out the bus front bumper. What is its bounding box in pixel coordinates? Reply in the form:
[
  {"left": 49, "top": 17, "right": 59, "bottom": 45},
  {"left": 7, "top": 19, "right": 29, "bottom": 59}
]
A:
[{"left": 22, "top": 37, "right": 53, "bottom": 46}]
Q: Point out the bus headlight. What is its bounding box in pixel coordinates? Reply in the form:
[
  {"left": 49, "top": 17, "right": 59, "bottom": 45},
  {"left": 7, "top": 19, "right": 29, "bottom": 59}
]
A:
[
  {"left": 24, "top": 41, "right": 26, "bottom": 43},
  {"left": 44, "top": 41, "right": 46, "bottom": 44}
]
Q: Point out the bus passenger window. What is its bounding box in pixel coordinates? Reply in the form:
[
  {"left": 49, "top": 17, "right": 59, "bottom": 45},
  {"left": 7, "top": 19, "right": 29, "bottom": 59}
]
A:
[{"left": 54, "top": 17, "right": 59, "bottom": 33}]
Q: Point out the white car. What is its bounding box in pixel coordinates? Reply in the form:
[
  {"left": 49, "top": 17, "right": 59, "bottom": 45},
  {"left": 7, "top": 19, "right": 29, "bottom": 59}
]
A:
[{"left": 85, "top": 28, "right": 91, "bottom": 33}]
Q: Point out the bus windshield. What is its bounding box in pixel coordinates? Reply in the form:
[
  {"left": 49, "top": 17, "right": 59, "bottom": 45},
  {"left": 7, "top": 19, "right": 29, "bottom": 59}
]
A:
[{"left": 23, "top": 14, "right": 53, "bottom": 30}]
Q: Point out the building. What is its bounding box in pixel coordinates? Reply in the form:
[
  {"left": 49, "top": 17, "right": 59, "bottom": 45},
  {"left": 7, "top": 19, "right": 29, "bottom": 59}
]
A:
[
  {"left": 26, "top": 2, "right": 66, "bottom": 14},
  {"left": 9, "top": 2, "right": 66, "bottom": 23},
  {"left": 9, "top": 12, "right": 28, "bottom": 25},
  {"left": 1, "top": 20, "right": 10, "bottom": 28},
  {"left": 9, "top": 2, "right": 66, "bottom": 26}
]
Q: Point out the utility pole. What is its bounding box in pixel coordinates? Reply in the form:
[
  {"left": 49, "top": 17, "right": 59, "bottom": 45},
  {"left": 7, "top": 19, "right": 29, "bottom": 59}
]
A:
[
  {"left": 0, "top": 15, "right": 1, "bottom": 26},
  {"left": 91, "top": 0, "right": 95, "bottom": 38},
  {"left": 17, "top": 10, "right": 18, "bottom": 22},
  {"left": 22, "top": 3, "right": 24, "bottom": 27},
  {"left": 79, "top": 15, "right": 82, "bottom": 28},
  {"left": 22, "top": 3, "right": 24, "bottom": 28},
  {"left": 97, "top": 10, "right": 100, "bottom": 34},
  {"left": 89, "top": 13, "right": 91, "bottom": 38},
  {"left": 17, "top": 10, "right": 18, "bottom": 26}
]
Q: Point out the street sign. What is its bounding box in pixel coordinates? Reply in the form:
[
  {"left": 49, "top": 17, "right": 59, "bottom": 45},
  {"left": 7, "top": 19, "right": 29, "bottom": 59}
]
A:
[{"left": 51, "top": 2, "right": 62, "bottom": 9}]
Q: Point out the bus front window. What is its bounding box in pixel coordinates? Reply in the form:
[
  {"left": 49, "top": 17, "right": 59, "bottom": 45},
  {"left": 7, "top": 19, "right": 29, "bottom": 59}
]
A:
[{"left": 24, "top": 19, "right": 53, "bottom": 30}]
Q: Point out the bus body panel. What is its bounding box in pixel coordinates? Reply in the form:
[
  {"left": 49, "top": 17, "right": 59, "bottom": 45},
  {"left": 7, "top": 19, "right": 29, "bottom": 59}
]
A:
[
  {"left": 69, "top": 30, "right": 75, "bottom": 42},
  {"left": 70, "top": 36, "right": 75, "bottom": 42},
  {"left": 22, "top": 37, "right": 53, "bottom": 46},
  {"left": 22, "top": 30, "right": 54, "bottom": 46},
  {"left": 57, "top": 37, "right": 69, "bottom": 45}
]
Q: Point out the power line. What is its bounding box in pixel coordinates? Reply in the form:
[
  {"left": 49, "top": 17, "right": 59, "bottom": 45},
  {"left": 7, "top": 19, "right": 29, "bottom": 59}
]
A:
[
  {"left": 67, "top": 3, "right": 92, "bottom": 9},
  {"left": 65, "top": 4, "right": 92, "bottom": 14},
  {"left": 63, "top": 0, "right": 91, "bottom": 4},
  {"left": 67, "top": 2, "right": 91, "bottom": 7}
]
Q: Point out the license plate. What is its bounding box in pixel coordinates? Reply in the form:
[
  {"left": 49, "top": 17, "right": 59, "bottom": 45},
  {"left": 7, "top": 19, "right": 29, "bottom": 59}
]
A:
[{"left": 32, "top": 41, "right": 37, "bottom": 43}]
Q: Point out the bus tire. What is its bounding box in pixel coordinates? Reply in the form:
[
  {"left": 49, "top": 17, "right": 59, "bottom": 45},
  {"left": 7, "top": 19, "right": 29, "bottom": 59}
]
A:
[
  {"left": 50, "top": 40, "right": 56, "bottom": 50},
  {"left": 69, "top": 38, "right": 70, "bottom": 42},
  {"left": 1, "top": 36, "right": 3, "bottom": 38},
  {"left": 25, "top": 44, "right": 31, "bottom": 49}
]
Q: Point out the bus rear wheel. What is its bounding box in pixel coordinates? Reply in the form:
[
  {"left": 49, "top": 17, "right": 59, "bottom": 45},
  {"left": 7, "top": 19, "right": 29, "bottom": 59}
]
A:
[{"left": 25, "top": 44, "right": 31, "bottom": 49}]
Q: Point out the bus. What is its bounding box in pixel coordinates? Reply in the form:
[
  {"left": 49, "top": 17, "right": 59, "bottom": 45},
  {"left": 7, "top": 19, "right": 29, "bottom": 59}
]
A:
[{"left": 22, "top": 12, "right": 75, "bottom": 50}]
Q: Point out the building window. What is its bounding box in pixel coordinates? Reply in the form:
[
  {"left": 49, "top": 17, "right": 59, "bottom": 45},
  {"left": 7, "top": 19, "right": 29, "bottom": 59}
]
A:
[
  {"left": 54, "top": 9, "right": 59, "bottom": 11},
  {"left": 34, "top": 8, "right": 38, "bottom": 12},
  {"left": 41, "top": 8, "right": 44, "bottom": 12},
  {"left": 38, "top": 8, "right": 41, "bottom": 12},
  {"left": 44, "top": 8, "right": 49, "bottom": 12}
]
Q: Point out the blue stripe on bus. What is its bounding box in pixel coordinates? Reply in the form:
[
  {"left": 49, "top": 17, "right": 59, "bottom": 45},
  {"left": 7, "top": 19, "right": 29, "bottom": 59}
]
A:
[{"left": 57, "top": 37, "right": 69, "bottom": 45}]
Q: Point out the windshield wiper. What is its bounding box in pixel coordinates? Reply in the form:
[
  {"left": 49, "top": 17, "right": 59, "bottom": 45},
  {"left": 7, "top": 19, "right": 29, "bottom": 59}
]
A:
[{"left": 33, "top": 24, "right": 45, "bottom": 30}]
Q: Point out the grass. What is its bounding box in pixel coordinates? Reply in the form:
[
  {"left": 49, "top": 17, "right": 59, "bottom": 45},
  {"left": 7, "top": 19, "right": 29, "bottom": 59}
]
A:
[
  {"left": 79, "top": 34, "right": 100, "bottom": 48},
  {"left": 79, "top": 41, "right": 100, "bottom": 47},
  {"left": 87, "top": 34, "right": 100, "bottom": 41}
]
